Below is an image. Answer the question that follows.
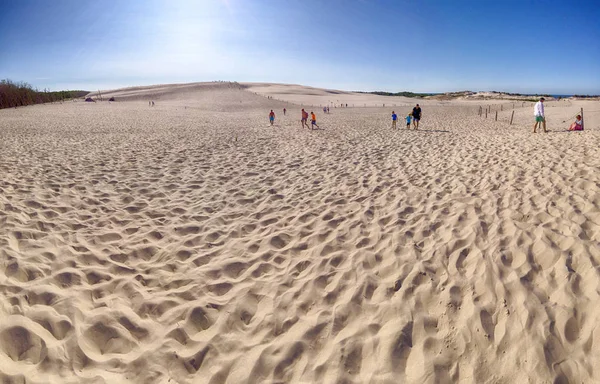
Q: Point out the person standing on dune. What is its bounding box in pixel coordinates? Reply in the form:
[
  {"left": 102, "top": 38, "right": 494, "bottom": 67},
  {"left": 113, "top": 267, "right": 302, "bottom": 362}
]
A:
[
  {"left": 283, "top": 107, "right": 286, "bottom": 116},
  {"left": 533, "top": 97, "right": 547, "bottom": 133},
  {"left": 269, "top": 110, "right": 275, "bottom": 126},
  {"left": 391, "top": 111, "right": 397, "bottom": 129}
]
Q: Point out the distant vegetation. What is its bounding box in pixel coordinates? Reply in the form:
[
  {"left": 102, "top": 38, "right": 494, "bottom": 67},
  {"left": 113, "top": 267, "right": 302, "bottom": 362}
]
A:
[
  {"left": 0, "top": 79, "right": 88, "bottom": 109},
  {"left": 491, "top": 91, "right": 552, "bottom": 98},
  {"left": 356, "top": 91, "right": 439, "bottom": 98}
]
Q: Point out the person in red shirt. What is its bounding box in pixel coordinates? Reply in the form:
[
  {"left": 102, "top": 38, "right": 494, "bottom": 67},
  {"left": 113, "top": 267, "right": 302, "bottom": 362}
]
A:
[{"left": 269, "top": 110, "right": 275, "bottom": 126}]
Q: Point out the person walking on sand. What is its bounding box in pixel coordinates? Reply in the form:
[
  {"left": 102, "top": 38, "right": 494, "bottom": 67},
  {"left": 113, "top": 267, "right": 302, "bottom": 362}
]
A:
[
  {"left": 310, "top": 111, "right": 320, "bottom": 129},
  {"left": 269, "top": 110, "right": 275, "bottom": 126},
  {"left": 283, "top": 107, "right": 286, "bottom": 116},
  {"left": 412, "top": 104, "right": 422, "bottom": 129},
  {"left": 533, "top": 97, "right": 547, "bottom": 133},
  {"left": 301, "top": 108, "right": 309, "bottom": 129},
  {"left": 391, "top": 111, "right": 397, "bottom": 129},
  {"left": 406, "top": 112, "right": 412, "bottom": 129}
]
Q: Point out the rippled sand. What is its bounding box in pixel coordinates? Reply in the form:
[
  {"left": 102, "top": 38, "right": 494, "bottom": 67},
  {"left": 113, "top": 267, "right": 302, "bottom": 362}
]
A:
[{"left": 1, "top": 83, "right": 599, "bottom": 383}]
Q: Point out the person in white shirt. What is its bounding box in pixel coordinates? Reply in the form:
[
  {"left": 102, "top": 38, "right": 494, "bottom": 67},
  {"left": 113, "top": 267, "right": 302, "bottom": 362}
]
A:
[{"left": 533, "top": 97, "right": 546, "bottom": 133}]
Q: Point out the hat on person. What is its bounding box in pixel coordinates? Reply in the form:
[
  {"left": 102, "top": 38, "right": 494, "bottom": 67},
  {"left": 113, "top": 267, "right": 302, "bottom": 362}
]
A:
[{"left": 540, "top": 97, "right": 545, "bottom": 101}]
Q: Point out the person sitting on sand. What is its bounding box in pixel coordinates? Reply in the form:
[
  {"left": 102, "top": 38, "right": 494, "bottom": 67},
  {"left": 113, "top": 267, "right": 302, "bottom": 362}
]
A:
[
  {"left": 301, "top": 109, "right": 309, "bottom": 129},
  {"left": 310, "top": 111, "right": 319, "bottom": 129},
  {"left": 269, "top": 110, "right": 275, "bottom": 126},
  {"left": 406, "top": 113, "right": 412, "bottom": 129},
  {"left": 569, "top": 115, "right": 583, "bottom": 131},
  {"left": 391, "top": 111, "right": 397, "bottom": 129}
]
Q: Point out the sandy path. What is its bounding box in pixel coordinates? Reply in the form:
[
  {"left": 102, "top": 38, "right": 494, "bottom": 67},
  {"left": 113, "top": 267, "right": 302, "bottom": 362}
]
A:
[{"left": 1, "top": 85, "right": 599, "bottom": 383}]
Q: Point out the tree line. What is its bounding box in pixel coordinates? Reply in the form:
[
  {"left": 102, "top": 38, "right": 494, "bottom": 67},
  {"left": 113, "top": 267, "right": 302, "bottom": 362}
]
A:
[
  {"left": 0, "top": 79, "right": 88, "bottom": 109},
  {"left": 356, "top": 91, "right": 438, "bottom": 98}
]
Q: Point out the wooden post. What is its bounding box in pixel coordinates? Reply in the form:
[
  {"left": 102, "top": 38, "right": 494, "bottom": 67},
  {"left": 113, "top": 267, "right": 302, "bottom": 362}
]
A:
[
  {"left": 510, "top": 110, "right": 514, "bottom": 125},
  {"left": 485, "top": 109, "right": 488, "bottom": 118},
  {"left": 581, "top": 108, "right": 584, "bottom": 130},
  {"left": 495, "top": 111, "right": 498, "bottom": 121},
  {"left": 501, "top": 105, "right": 503, "bottom": 111}
]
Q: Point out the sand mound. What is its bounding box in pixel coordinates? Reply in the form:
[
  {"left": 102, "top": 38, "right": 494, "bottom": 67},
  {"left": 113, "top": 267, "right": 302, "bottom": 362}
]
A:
[{"left": 0, "top": 84, "right": 599, "bottom": 383}]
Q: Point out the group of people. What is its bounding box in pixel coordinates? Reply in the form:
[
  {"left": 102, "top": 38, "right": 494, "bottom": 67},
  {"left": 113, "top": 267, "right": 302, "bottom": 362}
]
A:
[
  {"left": 533, "top": 97, "right": 583, "bottom": 133},
  {"left": 301, "top": 109, "right": 319, "bottom": 129},
  {"left": 391, "top": 104, "right": 422, "bottom": 129},
  {"left": 268, "top": 108, "right": 320, "bottom": 129},
  {"left": 269, "top": 99, "right": 583, "bottom": 133}
]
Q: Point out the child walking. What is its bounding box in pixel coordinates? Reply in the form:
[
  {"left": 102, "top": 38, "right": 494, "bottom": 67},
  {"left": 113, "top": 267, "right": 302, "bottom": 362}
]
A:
[
  {"left": 310, "top": 111, "right": 320, "bottom": 129},
  {"left": 406, "top": 113, "right": 412, "bottom": 129}
]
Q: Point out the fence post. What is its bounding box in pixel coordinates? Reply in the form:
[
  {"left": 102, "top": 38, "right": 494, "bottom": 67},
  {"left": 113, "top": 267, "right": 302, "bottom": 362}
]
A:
[
  {"left": 510, "top": 110, "right": 514, "bottom": 125},
  {"left": 485, "top": 109, "right": 488, "bottom": 118},
  {"left": 581, "top": 108, "right": 584, "bottom": 130},
  {"left": 501, "top": 105, "right": 503, "bottom": 111},
  {"left": 495, "top": 111, "right": 498, "bottom": 121}
]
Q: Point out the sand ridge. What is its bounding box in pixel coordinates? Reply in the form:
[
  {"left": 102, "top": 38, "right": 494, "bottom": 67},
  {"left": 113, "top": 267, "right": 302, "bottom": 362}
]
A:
[{"left": 1, "top": 83, "right": 599, "bottom": 383}]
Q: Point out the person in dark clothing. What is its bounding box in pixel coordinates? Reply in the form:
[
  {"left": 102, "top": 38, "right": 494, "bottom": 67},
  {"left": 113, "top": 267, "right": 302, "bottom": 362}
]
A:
[{"left": 412, "top": 104, "right": 422, "bottom": 129}]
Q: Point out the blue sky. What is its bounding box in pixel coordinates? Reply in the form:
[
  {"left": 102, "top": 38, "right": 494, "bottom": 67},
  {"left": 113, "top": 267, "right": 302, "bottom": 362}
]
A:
[{"left": 1, "top": 0, "right": 599, "bottom": 94}]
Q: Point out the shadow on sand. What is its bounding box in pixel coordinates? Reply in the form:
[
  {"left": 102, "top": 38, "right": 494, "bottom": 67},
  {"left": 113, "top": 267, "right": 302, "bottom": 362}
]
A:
[{"left": 415, "top": 129, "right": 450, "bottom": 133}]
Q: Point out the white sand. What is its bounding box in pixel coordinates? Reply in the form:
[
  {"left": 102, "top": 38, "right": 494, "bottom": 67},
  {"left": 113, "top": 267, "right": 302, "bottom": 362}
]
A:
[{"left": 1, "top": 82, "right": 599, "bottom": 384}]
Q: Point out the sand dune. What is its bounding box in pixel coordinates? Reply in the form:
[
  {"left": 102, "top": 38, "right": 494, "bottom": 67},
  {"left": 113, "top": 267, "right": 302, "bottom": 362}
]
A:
[{"left": 1, "top": 82, "right": 599, "bottom": 383}]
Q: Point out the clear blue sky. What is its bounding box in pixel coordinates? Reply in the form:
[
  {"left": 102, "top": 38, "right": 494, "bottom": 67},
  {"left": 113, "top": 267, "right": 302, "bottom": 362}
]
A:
[{"left": 1, "top": 0, "right": 599, "bottom": 94}]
